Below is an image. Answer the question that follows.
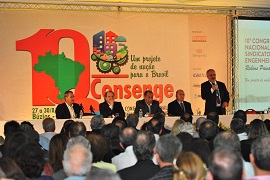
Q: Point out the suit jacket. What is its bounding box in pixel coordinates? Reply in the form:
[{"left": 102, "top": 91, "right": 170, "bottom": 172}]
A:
[
  {"left": 134, "top": 99, "right": 164, "bottom": 116},
  {"left": 201, "top": 80, "right": 230, "bottom": 115},
  {"left": 118, "top": 160, "right": 160, "bottom": 180},
  {"left": 167, "top": 100, "right": 193, "bottom": 116},
  {"left": 55, "top": 103, "right": 81, "bottom": 119},
  {"left": 99, "top": 101, "right": 125, "bottom": 118}
]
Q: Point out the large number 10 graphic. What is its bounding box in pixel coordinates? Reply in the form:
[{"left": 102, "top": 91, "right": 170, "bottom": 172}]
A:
[{"left": 16, "top": 29, "right": 90, "bottom": 106}]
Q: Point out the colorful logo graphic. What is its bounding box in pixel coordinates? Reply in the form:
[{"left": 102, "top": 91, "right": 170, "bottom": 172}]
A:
[{"left": 91, "top": 30, "right": 128, "bottom": 74}]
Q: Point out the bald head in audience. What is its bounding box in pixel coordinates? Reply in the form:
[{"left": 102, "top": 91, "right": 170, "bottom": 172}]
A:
[{"left": 208, "top": 148, "right": 243, "bottom": 180}]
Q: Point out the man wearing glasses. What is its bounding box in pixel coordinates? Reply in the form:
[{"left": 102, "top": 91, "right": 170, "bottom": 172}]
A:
[{"left": 201, "top": 69, "right": 229, "bottom": 115}]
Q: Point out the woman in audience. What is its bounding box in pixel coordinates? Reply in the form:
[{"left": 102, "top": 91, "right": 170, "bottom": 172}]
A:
[
  {"left": 171, "top": 119, "right": 185, "bottom": 136},
  {"left": 0, "top": 156, "right": 25, "bottom": 180},
  {"left": 173, "top": 151, "right": 206, "bottom": 180},
  {"left": 241, "top": 118, "right": 269, "bottom": 161},
  {"left": 48, "top": 134, "right": 68, "bottom": 173}
]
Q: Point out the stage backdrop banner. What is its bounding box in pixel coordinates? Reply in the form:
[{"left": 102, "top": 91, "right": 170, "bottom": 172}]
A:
[{"left": 0, "top": 9, "right": 227, "bottom": 120}]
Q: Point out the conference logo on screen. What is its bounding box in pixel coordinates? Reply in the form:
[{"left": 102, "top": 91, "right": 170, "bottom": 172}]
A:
[
  {"left": 91, "top": 30, "right": 129, "bottom": 74},
  {"left": 15, "top": 29, "right": 132, "bottom": 118}
]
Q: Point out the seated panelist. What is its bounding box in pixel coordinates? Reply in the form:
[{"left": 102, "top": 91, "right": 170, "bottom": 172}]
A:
[
  {"left": 167, "top": 89, "right": 193, "bottom": 116},
  {"left": 99, "top": 90, "right": 125, "bottom": 118},
  {"left": 55, "top": 90, "right": 82, "bottom": 119},
  {"left": 134, "top": 90, "right": 164, "bottom": 117}
]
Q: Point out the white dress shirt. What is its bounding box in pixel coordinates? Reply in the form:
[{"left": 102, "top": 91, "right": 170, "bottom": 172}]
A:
[{"left": 112, "top": 145, "right": 137, "bottom": 171}]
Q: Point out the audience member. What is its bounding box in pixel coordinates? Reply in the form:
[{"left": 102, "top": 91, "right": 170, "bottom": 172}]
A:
[
  {"left": 207, "top": 111, "right": 224, "bottom": 132},
  {"left": 21, "top": 121, "right": 34, "bottom": 130},
  {"left": 230, "top": 118, "right": 248, "bottom": 141},
  {"left": 173, "top": 152, "right": 206, "bottom": 180},
  {"left": 0, "top": 157, "right": 25, "bottom": 180},
  {"left": 176, "top": 132, "right": 193, "bottom": 151},
  {"left": 248, "top": 135, "right": 270, "bottom": 179},
  {"left": 167, "top": 89, "right": 193, "bottom": 116},
  {"left": 178, "top": 122, "right": 196, "bottom": 137},
  {"left": 233, "top": 110, "right": 247, "bottom": 125},
  {"left": 69, "top": 121, "right": 87, "bottom": 138},
  {"left": 147, "top": 118, "right": 163, "bottom": 141},
  {"left": 15, "top": 142, "right": 49, "bottom": 179},
  {"left": 213, "top": 131, "right": 254, "bottom": 178},
  {"left": 53, "top": 136, "right": 91, "bottom": 180},
  {"left": 171, "top": 119, "right": 185, "bottom": 136},
  {"left": 39, "top": 118, "right": 57, "bottom": 151},
  {"left": 112, "top": 127, "right": 138, "bottom": 171},
  {"left": 149, "top": 134, "right": 182, "bottom": 180},
  {"left": 48, "top": 134, "right": 69, "bottom": 173},
  {"left": 0, "top": 120, "right": 21, "bottom": 154},
  {"left": 187, "top": 138, "right": 211, "bottom": 166},
  {"left": 3, "top": 120, "right": 21, "bottom": 137},
  {"left": 126, "top": 114, "right": 139, "bottom": 131},
  {"left": 195, "top": 117, "right": 207, "bottom": 131},
  {"left": 180, "top": 113, "right": 193, "bottom": 124},
  {"left": 99, "top": 90, "right": 125, "bottom": 118},
  {"left": 87, "top": 134, "right": 116, "bottom": 172},
  {"left": 208, "top": 148, "right": 243, "bottom": 180},
  {"left": 60, "top": 120, "right": 74, "bottom": 138},
  {"left": 63, "top": 138, "right": 92, "bottom": 179},
  {"left": 241, "top": 119, "right": 269, "bottom": 162},
  {"left": 41, "top": 118, "right": 57, "bottom": 140},
  {"left": 118, "top": 131, "right": 160, "bottom": 180},
  {"left": 153, "top": 112, "right": 171, "bottom": 135},
  {"left": 21, "top": 123, "right": 39, "bottom": 144},
  {"left": 4, "top": 131, "right": 29, "bottom": 159},
  {"left": 134, "top": 90, "right": 164, "bottom": 117},
  {"left": 89, "top": 115, "right": 104, "bottom": 135},
  {"left": 199, "top": 120, "right": 219, "bottom": 151},
  {"left": 55, "top": 90, "right": 82, "bottom": 119},
  {"left": 86, "top": 168, "right": 121, "bottom": 180},
  {"left": 264, "top": 119, "right": 270, "bottom": 133},
  {"left": 112, "top": 116, "right": 127, "bottom": 131},
  {"left": 101, "top": 123, "right": 123, "bottom": 163}
]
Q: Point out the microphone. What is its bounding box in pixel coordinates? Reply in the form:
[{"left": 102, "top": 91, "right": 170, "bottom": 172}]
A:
[{"left": 211, "top": 80, "right": 215, "bottom": 85}]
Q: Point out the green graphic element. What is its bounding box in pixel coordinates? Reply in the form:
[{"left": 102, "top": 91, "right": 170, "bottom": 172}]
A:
[
  {"left": 34, "top": 51, "right": 85, "bottom": 100},
  {"left": 91, "top": 46, "right": 128, "bottom": 74}
]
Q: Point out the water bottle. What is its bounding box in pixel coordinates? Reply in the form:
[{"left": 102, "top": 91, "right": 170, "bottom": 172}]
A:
[
  {"left": 197, "top": 108, "right": 201, "bottom": 116},
  {"left": 139, "top": 109, "right": 143, "bottom": 118},
  {"left": 79, "top": 110, "right": 83, "bottom": 119}
]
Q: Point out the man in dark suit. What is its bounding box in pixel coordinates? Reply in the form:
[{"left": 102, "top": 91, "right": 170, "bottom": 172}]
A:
[
  {"left": 99, "top": 90, "right": 125, "bottom": 118},
  {"left": 201, "top": 69, "right": 229, "bottom": 115},
  {"left": 55, "top": 90, "right": 82, "bottom": 119},
  {"left": 167, "top": 89, "right": 193, "bottom": 116},
  {"left": 118, "top": 131, "right": 160, "bottom": 180},
  {"left": 134, "top": 90, "right": 164, "bottom": 117}
]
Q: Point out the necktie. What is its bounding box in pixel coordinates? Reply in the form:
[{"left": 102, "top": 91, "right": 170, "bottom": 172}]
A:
[
  {"left": 148, "top": 104, "right": 151, "bottom": 114},
  {"left": 180, "top": 103, "right": 185, "bottom": 113}
]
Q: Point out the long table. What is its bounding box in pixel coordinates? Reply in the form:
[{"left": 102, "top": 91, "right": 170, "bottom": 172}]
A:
[{"left": 0, "top": 114, "right": 268, "bottom": 137}]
